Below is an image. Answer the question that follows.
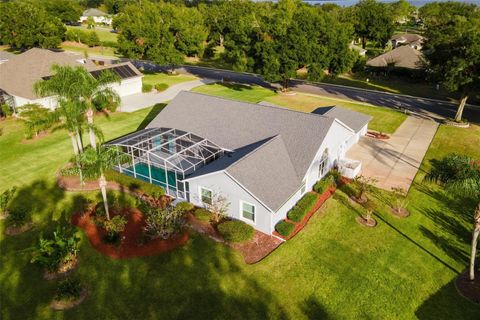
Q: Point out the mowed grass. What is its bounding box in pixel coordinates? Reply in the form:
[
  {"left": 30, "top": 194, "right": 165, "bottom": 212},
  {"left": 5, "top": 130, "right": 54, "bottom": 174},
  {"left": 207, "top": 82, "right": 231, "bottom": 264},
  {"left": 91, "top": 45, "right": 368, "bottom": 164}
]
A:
[
  {"left": 0, "top": 108, "right": 153, "bottom": 193},
  {"left": 142, "top": 72, "right": 198, "bottom": 88},
  {"left": 1, "top": 98, "right": 479, "bottom": 318},
  {"left": 66, "top": 25, "right": 118, "bottom": 43},
  {"left": 192, "top": 83, "right": 407, "bottom": 133}
]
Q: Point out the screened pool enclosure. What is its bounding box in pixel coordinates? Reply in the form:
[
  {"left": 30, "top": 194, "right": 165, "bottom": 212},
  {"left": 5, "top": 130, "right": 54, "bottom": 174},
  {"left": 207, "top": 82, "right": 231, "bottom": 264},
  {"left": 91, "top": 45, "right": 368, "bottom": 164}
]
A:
[{"left": 107, "top": 128, "right": 225, "bottom": 199}]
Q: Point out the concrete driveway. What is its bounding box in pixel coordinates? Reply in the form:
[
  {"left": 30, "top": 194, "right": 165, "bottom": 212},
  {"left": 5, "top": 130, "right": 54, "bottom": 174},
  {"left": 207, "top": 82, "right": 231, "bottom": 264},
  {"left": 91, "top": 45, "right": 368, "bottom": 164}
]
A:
[
  {"left": 346, "top": 116, "right": 438, "bottom": 191},
  {"left": 119, "top": 78, "right": 216, "bottom": 112}
]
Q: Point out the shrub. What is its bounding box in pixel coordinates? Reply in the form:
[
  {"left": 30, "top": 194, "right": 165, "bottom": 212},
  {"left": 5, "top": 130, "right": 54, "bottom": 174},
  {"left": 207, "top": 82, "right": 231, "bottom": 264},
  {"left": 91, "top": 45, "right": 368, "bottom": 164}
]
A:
[
  {"left": 31, "top": 227, "right": 80, "bottom": 272},
  {"left": 142, "top": 83, "right": 153, "bottom": 92},
  {"left": 176, "top": 201, "right": 194, "bottom": 213},
  {"left": 0, "top": 103, "right": 13, "bottom": 117},
  {"left": 6, "top": 204, "right": 30, "bottom": 227},
  {"left": 0, "top": 186, "right": 16, "bottom": 214},
  {"left": 194, "top": 208, "right": 211, "bottom": 222},
  {"left": 287, "top": 193, "right": 318, "bottom": 222},
  {"left": 154, "top": 83, "right": 168, "bottom": 92},
  {"left": 313, "top": 174, "right": 335, "bottom": 194},
  {"left": 55, "top": 278, "right": 82, "bottom": 301},
  {"left": 143, "top": 206, "right": 185, "bottom": 240},
  {"left": 105, "top": 169, "right": 165, "bottom": 197},
  {"left": 101, "top": 40, "right": 117, "bottom": 48},
  {"left": 275, "top": 220, "right": 295, "bottom": 237},
  {"left": 217, "top": 220, "right": 254, "bottom": 243},
  {"left": 19, "top": 104, "right": 54, "bottom": 139},
  {"left": 103, "top": 215, "right": 127, "bottom": 235}
]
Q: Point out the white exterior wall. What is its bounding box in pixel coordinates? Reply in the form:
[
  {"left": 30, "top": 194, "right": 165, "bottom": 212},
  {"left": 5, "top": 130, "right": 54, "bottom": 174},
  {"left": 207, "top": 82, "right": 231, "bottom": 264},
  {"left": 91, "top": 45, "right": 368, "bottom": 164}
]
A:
[
  {"left": 272, "top": 120, "right": 354, "bottom": 232},
  {"left": 79, "top": 16, "right": 112, "bottom": 25},
  {"left": 12, "top": 76, "right": 142, "bottom": 110},
  {"left": 108, "top": 76, "right": 143, "bottom": 97},
  {"left": 186, "top": 172, "right": 273, "bottom": 234}
]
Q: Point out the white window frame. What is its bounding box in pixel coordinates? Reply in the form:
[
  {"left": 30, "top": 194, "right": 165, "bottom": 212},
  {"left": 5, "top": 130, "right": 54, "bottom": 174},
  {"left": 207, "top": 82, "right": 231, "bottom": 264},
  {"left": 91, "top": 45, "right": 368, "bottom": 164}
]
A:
[
  {"left": 239, "top": 200, "right": 256, "bottom": 225},
  {"left": 318, "top": 155, "right": 328, "bottom": 179},
  {"left": 199, "top": 186, "right": 212, "bottom": 206}
]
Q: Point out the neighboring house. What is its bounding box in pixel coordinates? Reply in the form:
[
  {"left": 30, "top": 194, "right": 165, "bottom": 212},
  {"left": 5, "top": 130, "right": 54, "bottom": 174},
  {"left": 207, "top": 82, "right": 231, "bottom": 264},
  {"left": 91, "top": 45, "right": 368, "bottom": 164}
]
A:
[
  {"left": 107, "top": 92, "right": 371, "bottom": 235},
  {"left": 79, "top": 8, "right": 112, "bottom": 25},
  {"left": 0, "top": 51, "right": 15, "bottom": 65},
  {"left": 391, "top": 33, "right": 424, "bottom": 50},
  {"left": 366, "top": 45, "right": 424, "bottom": 70},
  {"left": 0, "top": 48, "right": 143, "bottom": 110},
  {"left": 349, "top": 43, "right": 367, "bottom": 56}
]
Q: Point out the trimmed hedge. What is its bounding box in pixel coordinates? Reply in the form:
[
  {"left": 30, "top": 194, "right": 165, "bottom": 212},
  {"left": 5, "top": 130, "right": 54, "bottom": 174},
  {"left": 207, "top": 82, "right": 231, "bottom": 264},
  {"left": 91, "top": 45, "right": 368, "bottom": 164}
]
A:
[
  {"left": 287, "top": 193, "right": 318, "bottom": 222},
  {"left": 217, "top": 220, "right": 254, "bottom": 243},
  {"left": 194, "top": 208, "right": 211, "bottom": 222},
  {"left": 275, "top": 220, "right": 295, "bottom": 237},
  {"left": 155, "top": 83, "right": 169, "bottom": 92},
  {"left": 313, "top": 174, "right": 335, "bottom": 194},
  {"left": 142, "top": 83, "right": 153, "bottom": 92}
]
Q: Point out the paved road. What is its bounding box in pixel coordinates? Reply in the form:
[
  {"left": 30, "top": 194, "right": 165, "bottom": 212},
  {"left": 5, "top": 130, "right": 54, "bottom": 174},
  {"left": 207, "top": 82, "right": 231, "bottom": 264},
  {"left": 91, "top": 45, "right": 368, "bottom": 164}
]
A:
[
  {"left": 347, "top": 117, "right": 439, "bottom": 191},
  {"left": 128, "top": 60, "right": 479, "bottom": 123}
]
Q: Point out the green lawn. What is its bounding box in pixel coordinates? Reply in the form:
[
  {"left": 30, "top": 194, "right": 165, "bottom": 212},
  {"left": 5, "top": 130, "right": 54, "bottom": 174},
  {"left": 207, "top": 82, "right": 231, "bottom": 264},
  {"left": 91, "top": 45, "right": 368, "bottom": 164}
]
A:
[
  {"left": 60, "top": 43, "right": 118, "bottom": 57},
  {"left": 193, "top": 83, "right": 407, "bottom": 133},
  {"left": 142, "top": 72, "right": 198, "bottom": 88},
  {"left": 66, "top": 25, "right": 118, "bottom": 43},
  {"left": 1, "top": 99, "right": 480, "bottom": 318}
]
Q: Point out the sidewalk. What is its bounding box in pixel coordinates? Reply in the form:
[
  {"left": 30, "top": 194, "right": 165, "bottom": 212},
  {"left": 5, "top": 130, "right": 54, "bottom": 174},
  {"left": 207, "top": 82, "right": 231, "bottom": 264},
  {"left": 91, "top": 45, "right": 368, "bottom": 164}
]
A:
[{"left": 119, "top": 78, "right": 216, "bottom": 112}]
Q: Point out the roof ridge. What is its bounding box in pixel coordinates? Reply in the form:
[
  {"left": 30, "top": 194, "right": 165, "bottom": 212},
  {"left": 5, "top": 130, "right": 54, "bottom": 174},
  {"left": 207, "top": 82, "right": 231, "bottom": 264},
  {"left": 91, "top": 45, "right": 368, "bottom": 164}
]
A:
[
  {"left": 181, "top": 91, "right": 334, "bottom": 122},
  {"left": 226, "top": 134, "right": 299, "bottom": 181}
]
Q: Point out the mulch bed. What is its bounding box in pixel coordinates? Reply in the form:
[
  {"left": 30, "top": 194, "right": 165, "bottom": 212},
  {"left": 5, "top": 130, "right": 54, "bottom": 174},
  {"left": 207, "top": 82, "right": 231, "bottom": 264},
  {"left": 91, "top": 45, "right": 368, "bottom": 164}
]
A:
[
  {"left": 456, "top": 271, "right": 480, "bottom": 304},
  {"left": 50, "top": 287, "right": 88, "bottom": 311},
  {"left": 273, "top": 187, "right": 337, "bottom": 241},
  {"left": 71, "top": 209, "right": 188, "bottom": 259},
  {"left": 366, "top": 131, "right": 390, "bottom": 140},
  {"left": 390, "top": 207, "right": 410, "bottom": 218},
  {"left": 356, "top": 216, "right": 377, "bottom": 227},
  {"left": 4, "top": 222, "right": 33, "bottom": 236},
  {"left": 44, "top": 257, "right": 79, "bottom": 280},
  {"left": 186, "top": 214, "right": 283, "bottom": 264}
]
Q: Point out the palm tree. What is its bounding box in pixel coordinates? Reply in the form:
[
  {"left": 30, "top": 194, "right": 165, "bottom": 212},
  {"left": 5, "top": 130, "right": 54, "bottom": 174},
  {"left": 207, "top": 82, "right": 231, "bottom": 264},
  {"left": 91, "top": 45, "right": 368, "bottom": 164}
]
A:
[
  {"left": 79, "top": 145, "right": 128, "bottom": 220},
  {"left": 73, "top": 68, "right": 120, "bottom": 150},
  {"left": 425, "top": 153, "right": 480, "bottom": 281},
  {"left": 50, "top": 99, "right": 85, "bottom": 155}
]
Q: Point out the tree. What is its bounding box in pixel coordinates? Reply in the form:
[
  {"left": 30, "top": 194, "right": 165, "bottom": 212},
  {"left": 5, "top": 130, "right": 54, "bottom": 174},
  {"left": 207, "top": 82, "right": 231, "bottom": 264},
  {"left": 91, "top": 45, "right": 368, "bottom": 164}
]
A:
[
  {"left": 425, "top": 153, "right": 480, "bottom": 281},
  {"left": 86, "top": 16, "right": 96, "bottom": 29},
  {"left": 0, "top": 2, "right": 65, "bottom": 49},
  {"left": 421, "top": 3, "right": 480, "bottom": 122},
  {"left": 19, "top": 104, "right": 55, "bottom": 139},
  {"left": 390, "top": 0, "right": 416, "bottom": 25},
  {"left": 79, "top": 145, "right": 128, "bottom": 220},
  {"left": 41, "top": 0, "right": 83, "bottom": 24},
  {"left": 353, "top": 0, "right": 395, "bottom": 49}
]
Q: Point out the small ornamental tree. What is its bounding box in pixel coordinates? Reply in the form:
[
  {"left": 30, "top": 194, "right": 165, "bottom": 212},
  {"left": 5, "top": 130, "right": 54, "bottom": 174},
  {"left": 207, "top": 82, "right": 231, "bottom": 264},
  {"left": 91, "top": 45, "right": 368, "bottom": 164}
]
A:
[
  {"left": 203, "top": 191, "right": 230, "bottom": 226},
  {"left": 143, "top": 206, "right": 186, "bottom": 240},
  {"left": 31, "top": 227, "right": 80, "bottom": 272},
  {"left": 354, "top": 175, "right": 378, "bottom": 202},
  {"left": 390, "top": 187, "right": 409, "bottom": 216}
]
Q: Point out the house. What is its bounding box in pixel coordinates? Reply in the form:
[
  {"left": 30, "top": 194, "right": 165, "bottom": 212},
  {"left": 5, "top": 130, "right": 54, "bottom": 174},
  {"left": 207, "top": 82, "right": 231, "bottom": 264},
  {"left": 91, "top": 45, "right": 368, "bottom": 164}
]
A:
[
  {"left": 79, "top": 8, "right": 112, "bottom": 25},
  {"left": 366, "top": 45, "right": 424, "bottom": 70},
  {"left": 0, "top": 48, "right": 143, "bottom": 110},
  {"left": 390, "top": 33, "right": 424, "bottom": 50},
  {"left": 349, "top": 43, "right": 367, "bottom": 56},
  {"left": 107, "top": 91, "right": 371, "bottom": 235}
]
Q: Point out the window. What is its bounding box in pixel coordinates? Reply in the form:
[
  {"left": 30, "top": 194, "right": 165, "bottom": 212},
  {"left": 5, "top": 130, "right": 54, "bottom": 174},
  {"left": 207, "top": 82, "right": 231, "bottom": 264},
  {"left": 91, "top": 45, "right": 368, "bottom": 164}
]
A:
[
  {"left": 241, "top": 201, "right": 255, "bottom": 222},
  {"left": 200, "top": 187, "right": 212, "bottom": 205},
  {"left": 318, "top": 150, "right": 329, "bottom": 178}
]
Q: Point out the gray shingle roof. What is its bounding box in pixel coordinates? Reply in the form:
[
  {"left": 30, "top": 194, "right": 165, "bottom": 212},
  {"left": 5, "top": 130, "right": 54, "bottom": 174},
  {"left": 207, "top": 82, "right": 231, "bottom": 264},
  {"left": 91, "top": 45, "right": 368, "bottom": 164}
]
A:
[
  {"left": 313, "top": 106, "right": 372, "bottom": 133},
  {"left": 147, "top": 91, "right": 339, "bottom": 210},
  {"left": 366, "top": 45, "right": 424, "bottom": 69},
  {"left": 82, "top": 8, "right": 107, "bottom": 16}
]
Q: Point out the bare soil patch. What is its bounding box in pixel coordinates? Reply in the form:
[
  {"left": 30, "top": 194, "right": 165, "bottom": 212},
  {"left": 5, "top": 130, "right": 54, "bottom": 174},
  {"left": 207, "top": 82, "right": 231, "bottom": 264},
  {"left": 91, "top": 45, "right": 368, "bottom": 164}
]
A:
[
  {"left": 356, "top": 216, "right": 377, "bottom": 227},
  {"left": 390, "top": 207, "right": 410, "bottom": 218},
  {"left": 44, "top": 257, "right": 79, "bottom": 280},
  {"left": 5, "top": 222, "right": 33, "bottom": 236}
]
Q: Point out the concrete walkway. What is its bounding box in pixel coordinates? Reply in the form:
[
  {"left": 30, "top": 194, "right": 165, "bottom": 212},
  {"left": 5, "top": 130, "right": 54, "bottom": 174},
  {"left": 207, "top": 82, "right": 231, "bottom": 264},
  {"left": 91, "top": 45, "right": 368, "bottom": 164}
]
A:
[
  {"left": 119, "top": 78, "right": 216, "bottom": 112},
  {"left": 347, "top": 116, "right": 438, "bottom": 191}
]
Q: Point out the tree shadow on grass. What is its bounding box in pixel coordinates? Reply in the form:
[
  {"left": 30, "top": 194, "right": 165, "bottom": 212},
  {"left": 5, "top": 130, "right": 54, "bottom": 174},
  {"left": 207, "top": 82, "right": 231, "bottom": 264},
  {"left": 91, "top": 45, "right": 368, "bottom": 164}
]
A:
[
  {"left": 415, "top": 278, "right": 480, "bottom": 320},
  {"left": 1, "top": 180, "right": 289, "bottom": 319},
  {"left": 299, "top": 296, "right": 333, "bottom": 319}
]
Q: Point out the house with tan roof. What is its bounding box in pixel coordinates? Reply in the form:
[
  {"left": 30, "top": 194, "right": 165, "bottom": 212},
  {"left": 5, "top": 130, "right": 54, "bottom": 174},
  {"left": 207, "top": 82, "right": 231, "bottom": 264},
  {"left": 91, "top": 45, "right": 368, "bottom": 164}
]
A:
[
  {"left": 0, "top": 48, "right": 143, "bottom": 110},
  {"left": 107, "top": 92, "right": 371, "bottom": 235},
  {"left": 391, "top": 33, "right": 424, "bottom": 50},
  {"left": 79, "top": 8, "right": 112, "bottom": 25},
  {"left": 366, "top": 45, "right": 425, "bottom": 70}
]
